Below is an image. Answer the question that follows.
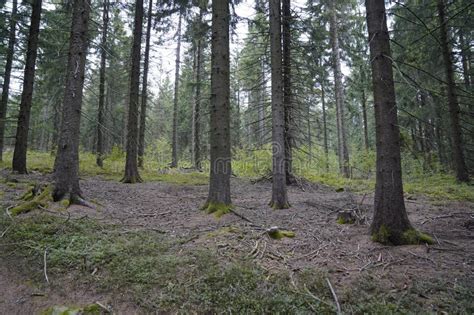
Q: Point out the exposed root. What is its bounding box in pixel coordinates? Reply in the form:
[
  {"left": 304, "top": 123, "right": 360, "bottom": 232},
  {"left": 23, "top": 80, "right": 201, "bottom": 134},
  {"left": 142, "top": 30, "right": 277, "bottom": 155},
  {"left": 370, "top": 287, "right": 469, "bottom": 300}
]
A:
[
  {"left": 201, "top": 201, "right": 233, "bottom": 218},
  {"left": 10, "top": 184, "right": 52, "bottom": 216},
  {"left": 120, "top": 174, "right": 143, "bottom": 184}
]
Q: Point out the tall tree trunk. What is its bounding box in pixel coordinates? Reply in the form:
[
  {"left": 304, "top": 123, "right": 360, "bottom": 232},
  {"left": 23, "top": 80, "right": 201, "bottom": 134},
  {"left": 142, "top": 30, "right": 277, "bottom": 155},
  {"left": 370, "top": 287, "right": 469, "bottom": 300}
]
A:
[
  {"left": 269, "top": 0, "right": 289, "bottom": 209},
  {"left": 171, "top": 13, "right": 182, "bottom": 168},
  {"left": 122, "top": 0, "right": 144, "bottom": 183},
  {"left": 53, "top": 0, "right": 90, "bottom": 203},
  {"left": 258, "top": 59, "right": 265, "bottom": 146},
  {"left": 458, "top": 30, "right": 471, "bottom": 89},
  {"left": 0, "top": 0, "right": 17, "bottom": 161},
  {"left": 96, "top": 0, "right": 109, "bottom": 167},
  {"left": 366, "top": 0, "right": 413, "bottom": 245},
  {"left": 192, "top": 35, "right": 202, "bottom": 170},
  {"left": 282, "top": 0, "right": 294, "bottom": 185},
  {"left": 12, "top": 0, "right": 42, "bottom": 173},
  {"left": 361, "top": 87, "right": 369, "bottom": 151},
  {"left": 321, "top": 81, "right": 329, "bottom": 171},
  {"left": 203, "top": 0, "right": 232, "bottom": 214},
  {"left": 138, "top": 0, "right": 153, "bottom": 168},
  {"left": 329, "top": 3, "right": 350, "bottom": 178},
  {"left": 437, "top": 0, "right": 469, "bottom": 182}
]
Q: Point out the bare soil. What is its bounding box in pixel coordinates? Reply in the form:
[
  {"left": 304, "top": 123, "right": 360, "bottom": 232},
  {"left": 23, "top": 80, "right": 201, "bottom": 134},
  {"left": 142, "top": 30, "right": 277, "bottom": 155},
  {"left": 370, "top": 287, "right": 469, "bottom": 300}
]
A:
[{"left": 1, "top": 173, "right": 473, "bottom": 314}]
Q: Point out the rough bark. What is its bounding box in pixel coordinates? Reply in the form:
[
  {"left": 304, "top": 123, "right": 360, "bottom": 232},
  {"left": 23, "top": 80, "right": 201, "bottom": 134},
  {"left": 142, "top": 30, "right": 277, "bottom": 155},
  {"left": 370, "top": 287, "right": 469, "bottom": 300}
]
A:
[
  {"left": 170, "top": 13, "right": 182, "bottom": 168},
  {"left": 0, "top": 0, "right": 17, "bottom": 161},
  {"left": 12, "top": 0, "right": 42, "bottom": 173},
  {"left": 204, "top": 0, "right": 232, "bottom": 212},
  {"left": 269, "top": 0, "right": 289, "bottom": 209},
  {"left": 53, "top": 0, "right": 90, "bottom": 203},
  {"left": 96, "top": 0, "right": 109, "bottom": 168},
  {"left": 437, "top": 0, "right": 469, "bottom": 182},
  {"left": 122, "top": 0, "right": 143, "bottom": 183},
  {"left": 329, "top": 3, "right": 350, "bottom": 178},
  {"left": 282, "top": 0, "right": 294, "bottom": 185},
  {"left": 192, "top": 35, "right": 202, "bottom": 170},
  {"left": 366, "top": 0, "right": 413, "bottom": 245},
  {"left": 138, "top": 0, "right": 153, "bottom": 168}
]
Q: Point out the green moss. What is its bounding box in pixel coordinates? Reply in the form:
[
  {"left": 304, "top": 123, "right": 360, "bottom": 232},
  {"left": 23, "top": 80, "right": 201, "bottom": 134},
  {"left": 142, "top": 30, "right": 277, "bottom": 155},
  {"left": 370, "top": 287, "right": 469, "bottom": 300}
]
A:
[
  {"left": 60, "top": 199, "right": 70, "bottom": 208},
  {"left": 40, "top": 304, "right": 100, "bottom": 315},
  {"left": 401, "top": 229, "right": 434, "bottom": 245},
  {"left": 267, "top": 228, "right": 296, "bottom": 240},
  {"left": 10, "top": 185, "right": 52, "bottom": 216},
  {"left": 206, "top": 226, "right": 240, "bottom": 238},
  {"left": 201, "top": 202, "right": 233, "bottom": 218},
  {"left": 371, "top": 225, "right": 391, "bottom": 244}
]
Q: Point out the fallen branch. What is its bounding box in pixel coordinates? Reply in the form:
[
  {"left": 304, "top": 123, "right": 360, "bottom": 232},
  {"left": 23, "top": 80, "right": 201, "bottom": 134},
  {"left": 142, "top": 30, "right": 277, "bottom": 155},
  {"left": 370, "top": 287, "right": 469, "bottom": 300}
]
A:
[
  {"left": 326, "top": 278, "right": 341, "bottom": 315},
  {"left": 44, "top": 249, "right": 49, "bottom": 284}
]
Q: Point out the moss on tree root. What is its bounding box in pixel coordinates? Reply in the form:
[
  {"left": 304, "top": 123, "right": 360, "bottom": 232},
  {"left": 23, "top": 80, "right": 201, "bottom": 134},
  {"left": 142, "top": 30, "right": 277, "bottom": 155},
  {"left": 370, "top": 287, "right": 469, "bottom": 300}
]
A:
[
  {"left": 371, "top": 225, "right": 434, "bottom": 245},
  {"left": 10, "top": 185, "right": 52, "bottom": 216},
  {"left": 201, "top": 202, "right": 233, "bottom": 218}
]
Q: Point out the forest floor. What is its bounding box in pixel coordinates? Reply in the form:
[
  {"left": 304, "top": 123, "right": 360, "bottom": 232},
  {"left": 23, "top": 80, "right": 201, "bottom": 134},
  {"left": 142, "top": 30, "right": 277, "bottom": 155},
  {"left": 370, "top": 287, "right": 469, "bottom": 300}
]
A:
[{"left": 0, "top": 169, "right": 473, "bottom": 314}]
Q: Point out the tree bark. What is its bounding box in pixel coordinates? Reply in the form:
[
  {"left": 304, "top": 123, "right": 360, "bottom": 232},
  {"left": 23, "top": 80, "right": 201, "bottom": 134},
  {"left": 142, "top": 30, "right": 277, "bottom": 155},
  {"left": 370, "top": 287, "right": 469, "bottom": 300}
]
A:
[
  {"left": 458, "top": 30, "right": 471, "bottom": 89},
  {"left": 138, "top": 0, "right": 153, "bottom": 168},
  {"left": 361, "top": 86, "right": 369, "bottom": 151},
  {"left": 203, "top": 0, "right": 232, "bottom": 212},
  {"left": 12, "top": 0, "right": 42, "bottom": 173},
  {"left": 269, "top": 0, "right": 289, "bottom": 209},
  {"left": 170, "top": 13, "right": 182, "bottom": 168},
  {"left": 437, "top": 0, "right": 469, "bottom": 182},
  {"left": 96, "top": 0, "right": 109, "bottom": 168},
  {"left": 321, "top": 81, "right": 329, "bottom": 171},
  {"left": 366, "top": 0, "right": 413, "bottom": 245},
  {"left": 0, "top": 0, "right": 17, "bottom": 161},
  {"left": 192, "top": 38, "right": 203, "bottom": 170},
  {"left": 329, "top": 3, "right": 350, "bottom": 178},
  {"left": 282, "top": 0, "right": 294, "bottom": 185},
  {"left": 53, "top": 0, "right": 90, "bottom": 203},
  {"left": 122, "top": 0, "right": 143, "bottom": 183}
]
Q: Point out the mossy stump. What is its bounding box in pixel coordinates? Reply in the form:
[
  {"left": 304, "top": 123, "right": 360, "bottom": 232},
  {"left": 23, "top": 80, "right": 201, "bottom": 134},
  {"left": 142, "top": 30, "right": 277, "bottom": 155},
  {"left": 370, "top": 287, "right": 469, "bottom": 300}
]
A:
[{"left": 371, "top": 225, "right": 434, "bottom": 245}]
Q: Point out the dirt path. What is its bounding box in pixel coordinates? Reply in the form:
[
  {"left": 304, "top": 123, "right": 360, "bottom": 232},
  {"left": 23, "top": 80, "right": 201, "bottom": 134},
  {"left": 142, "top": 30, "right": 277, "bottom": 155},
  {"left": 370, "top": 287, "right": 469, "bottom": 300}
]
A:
[{"left": 1, "top": 174, "right": 473, "bottom": 313}]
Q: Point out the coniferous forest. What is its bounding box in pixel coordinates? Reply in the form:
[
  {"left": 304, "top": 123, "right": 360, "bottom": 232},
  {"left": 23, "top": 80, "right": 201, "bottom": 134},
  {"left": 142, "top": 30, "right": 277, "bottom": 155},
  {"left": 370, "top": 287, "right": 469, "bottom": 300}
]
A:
[{"left": 0, "top": 0, "right": 473, "bottom": 313}]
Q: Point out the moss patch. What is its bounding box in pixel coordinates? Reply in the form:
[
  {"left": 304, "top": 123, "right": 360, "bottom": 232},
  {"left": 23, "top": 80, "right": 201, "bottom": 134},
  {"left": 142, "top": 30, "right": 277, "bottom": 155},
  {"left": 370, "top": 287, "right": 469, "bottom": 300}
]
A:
[
  {"left": 201, "top": 202, "right": 233, "bottom": 218},
  {"left": 40, "top": 304, "right": 101, "bottom": 315},
  {"left": 372, "top": 225, "right": 433, "bottom": 245},
  {"left": 267, "top": 227, "right": 296, "bottom": 240},
  {"left": 401, "top": 229, "right": 434, "bottom": 245},
  {"left": 10, "top": 185, "right": 52, "bottom": 216}
]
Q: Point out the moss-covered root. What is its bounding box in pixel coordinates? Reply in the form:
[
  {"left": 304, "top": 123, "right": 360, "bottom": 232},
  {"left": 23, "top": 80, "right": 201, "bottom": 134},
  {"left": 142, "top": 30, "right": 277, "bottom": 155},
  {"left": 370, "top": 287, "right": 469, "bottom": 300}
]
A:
[
  {"left": 201, "top": 202, "right": 233, "bottom": 218},
  {"left": 10, "top": 185, "right": 53, "bottom": 216},
  {"left": 371, "top": 225, "right": 434, "bottom": 245},
  {"left": 268, "top": 200, "right": 290, "bottom": 210},
  {"left": 267, "top": 227, "right": 296, "bottom": 240},
  {"left": 41, "top": 304, "right": 102, "bottom": 315}
]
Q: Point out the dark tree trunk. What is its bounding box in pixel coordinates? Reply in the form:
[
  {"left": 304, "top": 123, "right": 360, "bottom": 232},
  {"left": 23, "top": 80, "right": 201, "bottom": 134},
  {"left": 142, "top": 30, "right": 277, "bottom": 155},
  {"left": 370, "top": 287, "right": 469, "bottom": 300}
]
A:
[
  {"left": 171, "top": 13, "right": 182, "bottom": 168},
  {"left": 282, "top": 0, "right": 294, "bottom": 185},
  {"left": 361, "top": 87, "right": 369, "bottom": 151},
  {"left": 12, "top": 0, "right": 42, "bottom": 173},
  {"left": 138, "top": 0, "right": 153, "bottom": 168},
  {"left": 53, "top": 0, "right": 90, "bottom": 203},
  {"left": 192, "top": 35, "right": 202, "bottom": 170},
  {"left": 269, "top": 0, "right": 289, "bottom": 209},
  {"left": 258, "top": 59, "right": 265, "bottom": 146},
  {"left": 0, "top": 0, "right": 17, "bottom": 161},
  {"left": 122, "top": 0, "right": 143, "bottom": 183},
  {"left": 437, "top": 0, "right": 469, "bottom": 182},
  {"left": 321, "top": 82, "right": 329, "bottom": 171},
  {"left": 329, "top": 3, "right": 350, "bottom": 178},
  {"left": 203, "top": 0, "right": 232, "bottom": 213},
  {"left": 96, "top": 0, "right": 109, "bottom": 168},
  {"left": 366, "top": 0, "right": 413, "bottom": 245}
]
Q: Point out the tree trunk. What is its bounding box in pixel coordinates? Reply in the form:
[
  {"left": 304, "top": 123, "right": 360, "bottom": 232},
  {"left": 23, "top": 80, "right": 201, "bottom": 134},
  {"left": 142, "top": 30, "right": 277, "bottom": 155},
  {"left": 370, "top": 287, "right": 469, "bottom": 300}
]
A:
[
  {"left": 192, "top": 34, "right": 202, "bottom": 170},
  {"left": 258, "top": 59, "right": 265, "bottom": 146},
  {"left": 282, "top": 0, "right": 294, "bottom": 185},
  {"left": 458, "top": 30, "right": 471, "bottom": 89},
  {"left": 321, "top": 78, "right": 329, "bottom": 171},
  {"left": 171, "top": 13, "right": 182, "bottom": 168},
  {"left": 366, "top": 0, "right": 413, "bottom": 245},
  {"left": 329, "top": 3, "right": 350, "bottom": 178},
  {"left": 138, "top": 0, "right": 153, "bottom": 168},
  {"left": 437, "top": 0, "right": 469, "bottom": 182},
  {"left": 269, "top": 0, "right": 289, "bottom": 209},
  {"left": 12, "top": 0, "right": 42, "bottom": 173},
  {"left": 361, "top": 87, "right": 369, "bottom": 151},
  {"left": 122, "top": 0, "right": 143, "bottom": 183},
  {"left": 53, "top": 0, "right": 90, "bottom": 203},
  {"left": 0, "top": 0, "right": 17, "bottom": 161},
  {"left": 203, "top": 0, "right": 232, "bottom": 213},
  {"left": 96, "top": 0, "right": 109, "bottom": 168}
]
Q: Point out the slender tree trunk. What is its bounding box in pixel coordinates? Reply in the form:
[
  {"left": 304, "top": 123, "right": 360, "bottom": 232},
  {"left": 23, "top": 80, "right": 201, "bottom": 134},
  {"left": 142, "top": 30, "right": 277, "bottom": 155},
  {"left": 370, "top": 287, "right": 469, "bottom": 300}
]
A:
[
  {"left": 458, "top": 31, "right": 471, "bottom": 89},
  {"left": 122, "top": 0, "right": 143, "bottom": 183},
  {"left": 50, "top": 98, "right": 61, "bottom": 155},
  {"left": 366, "top": 0, "right": 413, "bottom": 245},
  {"left": 192, "top": 34, "right": 202, "bottom": 170},
  {"left": 361, "top": 87, "right": 369, "bottom": 151},
  {"left": 12, "top": 0, "right": 42, "bottom": 173},
  {"left": 321, "top": 82, "right": 329, "bottom": 171},
  {"left": 138, "top": 0, "right": 153, "bottom": 168},
  {"left": 258, "top": 59, "right": 265, "bottom": 146},
  {"left": 96, "top": 0, "right": 109, "bottom": 167},
  {"left": 329, "top": 3, "right": 350, "bottom": 178},
  {"left": 269, "top": 0, "right": 289, "bottom": 209},
  {"left": 282, "top": 0, "right": 294, "bottom": 185},
  {"left": 203, "top": 0, "right": 232, "bottom": 214},
  {"left": 171, "top": 13, "right": 182, "bottom": 168},
  {"left": 0, "top": 0, "right": 17, "bottom": 161},
  {"left": 53, "top": 0, "right": 90, "bottom": 203},
  {"left": 437, "top": 0, "right": 469, "bottom": 182}
]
